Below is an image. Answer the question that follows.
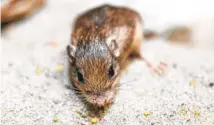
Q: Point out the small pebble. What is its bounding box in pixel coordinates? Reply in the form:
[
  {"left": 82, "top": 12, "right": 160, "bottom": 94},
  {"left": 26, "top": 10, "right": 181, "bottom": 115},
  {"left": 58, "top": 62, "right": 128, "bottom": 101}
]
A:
[
  {"left": 8, "top": 62, "right": 13, "bottom": 67},
  {"left": 209, "top": 82, "right": 214, "bottom": 87},
  {"left": 52, "top": 117, "right": 60, "bottom": 123},
  {"left": 186, "top": 119, "right": 190, "bottom": 122},
  {"left": 172, "top": 63, "right": 177, "bottom": 69}
]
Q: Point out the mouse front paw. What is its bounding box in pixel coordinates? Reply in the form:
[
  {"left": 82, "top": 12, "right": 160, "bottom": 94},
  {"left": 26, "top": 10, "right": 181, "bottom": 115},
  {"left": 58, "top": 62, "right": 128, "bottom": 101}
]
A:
[
  {"left": 145, "top": 60, "right": 168, "bottom": 76},
  {"left": 151, "top": 61, "right": 168, "bottom": 76}
]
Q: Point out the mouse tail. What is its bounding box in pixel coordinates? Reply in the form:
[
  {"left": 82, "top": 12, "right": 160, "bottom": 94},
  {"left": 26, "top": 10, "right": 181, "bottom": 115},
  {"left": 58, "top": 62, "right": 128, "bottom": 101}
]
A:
[
  {"left": 143, "top": 29, "right": 161, "bottom": 40},
  {"left": 143, "top": 26, "right": 192, "bottom": 43}
]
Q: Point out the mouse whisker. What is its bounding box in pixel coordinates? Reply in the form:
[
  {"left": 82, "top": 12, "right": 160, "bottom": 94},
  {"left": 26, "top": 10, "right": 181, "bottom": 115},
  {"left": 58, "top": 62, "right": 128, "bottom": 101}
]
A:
[
  {"left": 71, "top": 88, "right": 80, "bottom": 92},
  {"left": 76, "top": 95, "right": 87, "bottom": 100},
  {"left": 114, "top": 83, "right": 120, "bottom": 88},
  {"left": 75, "top": 91, "right": 86, "bottom": 95},
  {"left": 118, "top": 87, "right": 132, "bottom": 91},
  {"left": 120, "top": 79, "right": 139, "bottom": 86},
  {"left": 67, "top": 86, "right": 80, "bottom": 91},
  {"left": 85, "top": 100, "right": 90, "bottom": 105},
  {"left": 117, "top": 79, "right": 140, "bottom": 91}
]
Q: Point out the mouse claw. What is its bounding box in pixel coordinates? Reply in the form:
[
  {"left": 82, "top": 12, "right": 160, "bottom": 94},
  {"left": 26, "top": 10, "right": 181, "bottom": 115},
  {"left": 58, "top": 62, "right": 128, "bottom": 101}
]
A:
[
  {"left": 144, "top": 60, "right": 168, "bottom": 76},
  {"left": 152, "top": 61, "right": 168, "bottom": 76}
]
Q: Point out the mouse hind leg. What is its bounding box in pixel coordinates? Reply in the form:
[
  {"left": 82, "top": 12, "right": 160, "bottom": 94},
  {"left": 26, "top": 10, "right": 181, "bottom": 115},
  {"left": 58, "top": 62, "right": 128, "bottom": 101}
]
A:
[{"left": 128, "top": 21, "right": 168, "bottom": 76}]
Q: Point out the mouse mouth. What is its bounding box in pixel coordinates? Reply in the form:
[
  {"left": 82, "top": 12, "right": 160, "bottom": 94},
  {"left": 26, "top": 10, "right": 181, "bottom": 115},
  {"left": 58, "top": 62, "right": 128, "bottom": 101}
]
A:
[{"left": 86, "top": 90, "right": 116, "bottom": 107}]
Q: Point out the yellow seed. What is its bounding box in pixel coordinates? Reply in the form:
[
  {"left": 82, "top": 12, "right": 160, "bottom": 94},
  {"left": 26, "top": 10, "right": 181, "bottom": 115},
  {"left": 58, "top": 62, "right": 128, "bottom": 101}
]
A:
[
  {"left": 143, "top": 111, "right": 152, "bottom": 117},
  {"left": 90, "top": 117, "right": 98, "bottom": 124},
  {"left": 36, "top": 65, "right": 42, "bottom": 75},
  {"left": 194, "top": 111, "right": 200, "bottom": 117},
  {"left": 178, "top": 109, "right": 185, "bottom": 115},
  {"left": 56, "top": 64, "right": 63, "bottom": 72},
  {"left": 190, "top": 80, "right": 196, "bottom": 86}
]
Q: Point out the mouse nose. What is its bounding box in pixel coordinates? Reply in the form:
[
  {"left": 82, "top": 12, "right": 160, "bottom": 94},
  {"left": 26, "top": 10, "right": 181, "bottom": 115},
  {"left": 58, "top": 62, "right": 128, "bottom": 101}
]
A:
[
  {"left": 94, "top": 97, "right": 106, "bottom": 106},
  {"left": 88, "top": 94, "right": 105, "bottom": 106},
  {"left": 88, "top": 90, "right": 115, "bottom": 106}
]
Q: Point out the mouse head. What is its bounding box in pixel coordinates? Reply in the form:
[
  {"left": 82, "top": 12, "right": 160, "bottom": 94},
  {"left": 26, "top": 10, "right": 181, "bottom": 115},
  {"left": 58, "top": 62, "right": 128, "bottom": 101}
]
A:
[{"left": 67, "top": 39, "right": 120, "bottom": 107}]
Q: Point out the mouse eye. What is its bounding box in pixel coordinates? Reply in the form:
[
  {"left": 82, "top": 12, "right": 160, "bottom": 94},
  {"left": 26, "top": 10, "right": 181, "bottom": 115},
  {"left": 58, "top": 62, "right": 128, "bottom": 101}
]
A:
[
  {"left": 76, "top": 71, "right": 84, "bottom": 84},
  {"left": 108, "top": 65, "right": 115, "bottom": 79}
]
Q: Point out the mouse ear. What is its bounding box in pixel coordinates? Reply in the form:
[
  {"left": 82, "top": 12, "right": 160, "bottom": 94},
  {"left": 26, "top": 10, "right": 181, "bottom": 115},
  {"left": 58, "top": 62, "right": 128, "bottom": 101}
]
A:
[
  {"left": 67, "top": 44, "right": 76, "bottom": 63},
  {"left": 108, "top": 39, "right": 120, "bottom": 57}
]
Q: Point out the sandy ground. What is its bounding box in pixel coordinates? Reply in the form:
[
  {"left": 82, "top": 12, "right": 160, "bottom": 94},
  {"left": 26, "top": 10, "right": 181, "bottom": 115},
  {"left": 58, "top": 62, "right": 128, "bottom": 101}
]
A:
[{"left": 1, "top": 0, "right": 214, "bottom": 125}]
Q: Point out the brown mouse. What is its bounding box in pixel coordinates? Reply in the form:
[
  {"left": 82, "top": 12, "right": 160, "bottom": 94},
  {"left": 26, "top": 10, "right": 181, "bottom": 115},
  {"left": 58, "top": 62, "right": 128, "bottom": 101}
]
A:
[{"left": 67, "top": 4, "right": 166, "bottom": 107}]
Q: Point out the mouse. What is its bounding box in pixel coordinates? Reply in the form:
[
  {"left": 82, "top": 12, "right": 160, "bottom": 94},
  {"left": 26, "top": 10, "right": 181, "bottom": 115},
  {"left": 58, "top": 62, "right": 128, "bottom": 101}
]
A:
[{"left": 67, "top": 4, "right": 167, "bottom": 107}]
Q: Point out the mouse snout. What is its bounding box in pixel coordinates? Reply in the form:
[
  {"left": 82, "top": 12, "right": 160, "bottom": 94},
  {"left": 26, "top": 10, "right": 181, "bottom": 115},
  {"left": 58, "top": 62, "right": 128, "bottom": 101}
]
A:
[{"left": 87, "top": 90, "right": 115, "bottom": 106}]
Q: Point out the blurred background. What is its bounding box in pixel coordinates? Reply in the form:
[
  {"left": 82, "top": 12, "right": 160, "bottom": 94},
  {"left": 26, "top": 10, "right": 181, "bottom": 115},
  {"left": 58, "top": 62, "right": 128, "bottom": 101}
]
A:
[{"left": 1, "top": 0, "right": 214, "bottom": 48}]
